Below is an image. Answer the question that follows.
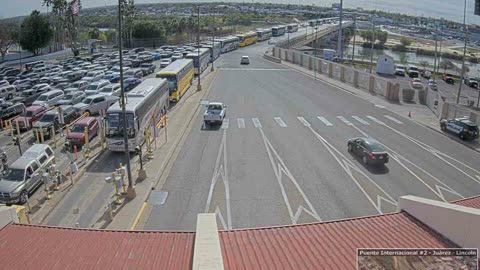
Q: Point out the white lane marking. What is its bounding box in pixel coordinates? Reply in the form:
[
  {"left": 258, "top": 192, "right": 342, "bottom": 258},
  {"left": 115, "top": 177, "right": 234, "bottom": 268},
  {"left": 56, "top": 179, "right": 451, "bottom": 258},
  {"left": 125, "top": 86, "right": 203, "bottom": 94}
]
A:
[
  {"left": 352, "top": 116, "right": 370, "bottom": 125},
  {"left": 350, "top": 125, "right": 464, "bottom": 201},
  {"left": 221, "top": 118, "right": 229, "bottom": 129},
  {"left": 366, "top": 115, "right": 385, "bottom": 125},
  {"left": 374, "top": 104, "right": 386, "bottom": 109},
  {"left": 304, "top": 124, "right": 397, "bottom": 214},
  {"left": 337, "top": 116, "right": 353, "bottom": 126},
  {"left": 258, "top": 127, "right": 322, "bottom": 223},
  {"left": 237, "top": 118, "right": 245, "bottom": 128},
  {"left": 384, "top": 115, "right": 403, "bottom": 124},
  {"left": 252, "top": 118, "right": 262, "bottom": 128},
  {"left": 317, "top": 116, "right": 333, "bottom": 126},
  {"left": 274, "top": 117, "right": 287, "bottom": 127},
  {"left": 205, "top": 129, "right": 232, "bottom": 229},
  {"left": 297, "top": 117, "right": 311, "bottom": 127}
]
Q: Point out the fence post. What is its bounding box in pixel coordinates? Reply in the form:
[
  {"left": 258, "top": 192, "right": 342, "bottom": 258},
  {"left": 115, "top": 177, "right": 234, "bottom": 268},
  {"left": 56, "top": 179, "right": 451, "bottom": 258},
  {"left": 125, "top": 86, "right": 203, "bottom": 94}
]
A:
[
  {"left": 52, "top": 126, "right": 56, "bottom": 149},
  {"left": 369, "top": 76, "right": 375, "bottom": 92},
  {"left": 353, "top": 71, "right": 359, "bottom": 87},
  {"left": 328, "top": 63, "right": 333, "bottom": 78},
  {"left": 340, "top": 66, "right": 346, "bottom": 82},
  {"left": 317, "top": 59, "right": 322, "bottom": 74},
  {"left": 308, "top": 57, "right": 312, "bottom": 70}
]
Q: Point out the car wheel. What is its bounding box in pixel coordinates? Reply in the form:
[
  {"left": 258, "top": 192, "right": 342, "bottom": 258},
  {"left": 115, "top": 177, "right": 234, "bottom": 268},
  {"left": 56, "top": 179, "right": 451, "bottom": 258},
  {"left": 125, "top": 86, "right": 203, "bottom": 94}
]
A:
[
  {"left": 7, "top": 93, "right": 12, "bottom": 100},
  {"left": 19, "top": 190, "right": 28, "bottom": 204},
  {"left": 362, "top": 155, "right": 369, "bottom": 165},
  {"left": 347, "top": 143, "right": 353, "bottom": 152},
  {"left": 459, "top": 132, "right": 466, "bottom": 140}
]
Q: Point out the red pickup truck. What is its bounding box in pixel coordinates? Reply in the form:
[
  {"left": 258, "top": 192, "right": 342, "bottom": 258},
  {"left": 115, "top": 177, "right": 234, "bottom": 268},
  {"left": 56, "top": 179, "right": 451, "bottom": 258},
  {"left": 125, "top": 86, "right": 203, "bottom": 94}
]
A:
[{"left": 13, "top": 105, "right": 47, "bottom": 131}]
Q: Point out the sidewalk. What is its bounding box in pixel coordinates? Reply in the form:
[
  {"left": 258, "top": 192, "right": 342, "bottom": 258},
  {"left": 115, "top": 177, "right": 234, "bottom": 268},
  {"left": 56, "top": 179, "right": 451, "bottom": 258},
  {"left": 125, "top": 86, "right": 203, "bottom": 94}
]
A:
[
  {"left": 278, "top": 59, "right": 480, "bottom": 152},
  {"left": 107, "top": 71, "right": 218, "bottom": 230}
]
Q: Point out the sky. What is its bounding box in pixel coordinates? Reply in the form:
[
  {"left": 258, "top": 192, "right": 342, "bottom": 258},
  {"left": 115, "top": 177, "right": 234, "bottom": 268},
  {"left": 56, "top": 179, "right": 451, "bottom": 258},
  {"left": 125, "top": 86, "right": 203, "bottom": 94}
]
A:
[{"left": 2, "top": 0, "right": 479, "bottom": 25}]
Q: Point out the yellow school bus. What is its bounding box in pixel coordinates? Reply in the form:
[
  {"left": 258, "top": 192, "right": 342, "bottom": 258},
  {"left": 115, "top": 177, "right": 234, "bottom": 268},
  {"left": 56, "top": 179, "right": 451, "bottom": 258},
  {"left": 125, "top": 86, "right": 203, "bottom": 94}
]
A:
[
  {"left": 237, "top": 32, "right": 258, "bottom": 47},
  {"left": 156, "top": 59, "right": 194, "bottom": 102}
]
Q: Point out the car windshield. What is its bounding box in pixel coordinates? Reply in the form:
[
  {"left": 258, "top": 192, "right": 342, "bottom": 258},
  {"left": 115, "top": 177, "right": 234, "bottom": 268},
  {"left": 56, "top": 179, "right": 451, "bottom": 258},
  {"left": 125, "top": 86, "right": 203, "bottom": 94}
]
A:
[
  {"left": 70, "top": 124, "right": 85, "bottom": 133},
  {"left": 105, "top": 112, "right": 135, "bottom": 139},
  {"left": 100, "top": 87, "right": 113, "bottom": 93},
  {"left": 39, "top": 114, "right": 55, "bottom": 122},
  {"left": 208, "top": 104, "right": 222, "bottom": 111},
  {"left": 3, "top": 168, "right": 25, "bottom": 181},
  {"left": 86, "top": 85, "right": 98, "bottom": 90},
  {"left": 36, "top": 95, "right": 48, "bottom": 101},
  {"left": 21, "top": 91, "right": 33, "bottom": 97},
  {"left": 82, "top": 98, "right": 93, "bottom": 104}
]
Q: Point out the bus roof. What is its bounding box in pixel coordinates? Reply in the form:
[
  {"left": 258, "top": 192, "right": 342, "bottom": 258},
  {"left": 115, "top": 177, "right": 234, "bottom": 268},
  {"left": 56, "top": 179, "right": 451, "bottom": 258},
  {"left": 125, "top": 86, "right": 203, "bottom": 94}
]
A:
[
  {"left": 185, "top": 48, "right": 210, "bottom": 57},
  {"left": 108, "top": 78, "right": 167, "bottom": 112},
  {"left": 216, "top": 36, "right": 239, "bottom": 42},
  {"left": 257, "top": 28, "right": 272, "bottom": 33},
  {"left": 237, "top": 31, "right": 257, "bottom": 38},
  {"left": 157, "top": 59, "right": 193, "bottom": 75}
]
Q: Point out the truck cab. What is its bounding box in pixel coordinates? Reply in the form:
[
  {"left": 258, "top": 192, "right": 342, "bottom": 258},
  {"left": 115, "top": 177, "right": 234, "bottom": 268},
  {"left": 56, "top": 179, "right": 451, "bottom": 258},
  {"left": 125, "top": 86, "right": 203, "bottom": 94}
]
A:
[{"left": 203, "top": 102, "right": 226, "bottom": 126}]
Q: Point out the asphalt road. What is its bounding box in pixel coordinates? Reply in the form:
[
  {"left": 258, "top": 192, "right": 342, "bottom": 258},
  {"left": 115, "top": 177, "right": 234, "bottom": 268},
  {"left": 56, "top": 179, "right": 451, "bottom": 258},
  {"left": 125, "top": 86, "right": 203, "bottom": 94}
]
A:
[{"left": 143, "top": 32, "right": 480, "bottom": 230}]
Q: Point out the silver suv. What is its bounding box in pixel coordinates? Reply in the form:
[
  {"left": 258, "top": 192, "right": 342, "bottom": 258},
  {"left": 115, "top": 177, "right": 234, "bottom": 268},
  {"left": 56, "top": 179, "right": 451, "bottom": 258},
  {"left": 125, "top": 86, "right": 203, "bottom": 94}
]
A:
[{"left": 0, "top": 144, "right": 55, "bottom": 204}]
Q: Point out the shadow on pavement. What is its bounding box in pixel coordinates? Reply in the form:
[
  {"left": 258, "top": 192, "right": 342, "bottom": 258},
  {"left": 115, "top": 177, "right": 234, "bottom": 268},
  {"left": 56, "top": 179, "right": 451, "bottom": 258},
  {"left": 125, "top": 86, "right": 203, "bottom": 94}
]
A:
[{"left": 201, "top": 123, "right": 221, "bottom": 131}]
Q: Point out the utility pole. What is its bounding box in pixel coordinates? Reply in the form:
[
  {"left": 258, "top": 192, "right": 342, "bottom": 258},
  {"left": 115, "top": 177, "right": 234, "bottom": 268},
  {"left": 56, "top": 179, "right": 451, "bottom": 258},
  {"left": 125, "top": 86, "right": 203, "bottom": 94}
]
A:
[
  {"left": 337, "top": 0, "right": 344, "bottom": 61},
  {"left": 369, "top": 18, "right": 375, "bottom": 73},
  {"left": 197, "top": 5, "right": 202, "bottom": 91},
  {"left": 211, "top": 16, "right": 215, "bottom": 72},
  {"left": 118, "top": 0, "right": 135, "bottom": 199},
  {"left": 433, "top": 27, "right": 438, "bottom": 81},
  {"left": 457, "top": 0, "right": 467, "bottom": 104},
  {"left": 351, "top": 13, "right": 357, "bottom": 64},
  {"left": 314, "top": 25, "right": 318, "bottom": 57}
]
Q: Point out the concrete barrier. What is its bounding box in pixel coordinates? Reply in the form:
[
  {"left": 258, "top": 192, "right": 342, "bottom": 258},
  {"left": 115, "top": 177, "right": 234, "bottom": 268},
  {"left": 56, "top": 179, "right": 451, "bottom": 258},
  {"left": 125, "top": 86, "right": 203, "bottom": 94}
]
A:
[{"left": 263, "top": 53, "right": 282, "bottom": 64}]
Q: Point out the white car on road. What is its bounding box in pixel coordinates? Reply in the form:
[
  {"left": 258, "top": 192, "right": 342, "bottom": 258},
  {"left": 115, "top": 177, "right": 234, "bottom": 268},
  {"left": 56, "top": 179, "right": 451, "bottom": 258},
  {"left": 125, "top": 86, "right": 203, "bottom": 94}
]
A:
[{"left": 204, "top": 102, "right": 226, "bottom": 126}]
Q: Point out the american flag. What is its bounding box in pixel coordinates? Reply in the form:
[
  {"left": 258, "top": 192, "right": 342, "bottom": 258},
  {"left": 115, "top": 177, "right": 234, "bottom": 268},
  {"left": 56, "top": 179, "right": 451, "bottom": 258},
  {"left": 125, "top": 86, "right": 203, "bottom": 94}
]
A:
[{"left": 71, "top": 0, "right": 79, "bottom": 16}]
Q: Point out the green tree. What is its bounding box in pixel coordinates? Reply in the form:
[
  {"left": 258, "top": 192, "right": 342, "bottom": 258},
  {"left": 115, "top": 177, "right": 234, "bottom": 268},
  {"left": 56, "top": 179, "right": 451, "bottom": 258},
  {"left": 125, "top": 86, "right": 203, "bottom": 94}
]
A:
[
  {"left": 0, "top": 22, "right": 17, "bottom": 62},
  {"left": 376, "top": 30, "right": 388, "bottom": 45},
  {"left": 400, "top": 36, "right": 412, "bottom": 48},
  {"left": 132, "top": 20, "right": 165, "bottom": 40},
  {"left": 19, "top": 10, "right": 53, "bottom": 55},
  {"left": 104, "top": 29, "right": 117, "bottom": 43},
  {"left": 419, "top": 60, "right": 429, "bottom": 70},
  {"left": 88, "top": 28, "right": 101, "bottom": 39}
]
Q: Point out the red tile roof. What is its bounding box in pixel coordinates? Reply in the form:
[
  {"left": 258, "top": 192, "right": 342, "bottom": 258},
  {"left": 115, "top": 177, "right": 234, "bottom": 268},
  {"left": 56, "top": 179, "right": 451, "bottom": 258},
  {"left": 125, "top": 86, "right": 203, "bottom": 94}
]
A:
[
  {"left": 219, "top": 212, "right": 457, "bottom": 270},
  {"left": 0, "top": 224, "right": 194, "bottom": 270},
  {"left": 453, "top": 195, "right": 480, "bottom": 209}
]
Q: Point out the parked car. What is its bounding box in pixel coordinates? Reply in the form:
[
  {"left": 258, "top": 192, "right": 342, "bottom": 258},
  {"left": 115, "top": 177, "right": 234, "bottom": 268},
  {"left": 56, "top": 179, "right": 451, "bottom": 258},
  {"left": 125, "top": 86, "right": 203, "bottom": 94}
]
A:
[
  {"left": 65, "top": 117, "right": 99, "bottom": 150},
  {"left": 139, "top": 63, "right": 156, "bottom": 75},
  {"left": 0, "top": 80, "right": 9, "bottom": 87},
  {"left": 160, "top": 58, "right": 172, "bottom": 68},
  {"left": 203, "top": 102, "right": 226, "bottom": 126},
  {"left": 32, "top": 89, "right": 65, "bottom": 108},
  {"left": 55, "top": 81, "right": 72, "bottom": 90},
  {"left": 32, "top": 106, "right": 78, "bottom": 138},
  {"left": 407, "top": 66, "right": 419, "bottom": 78},
  {"left": 98, "top": 83, "right": 121, "bottom": 96},
  {"left": 124, "top": 68, "right": 143, "bottom": 79},
  {"left": 420, "top": 70, "right": 431, "bottom": 79},
  {"left": 123, "top": 77, "right": 142, "bottom": 91},
  {"left": 0, "top": 144, "right": 55, "bottom": 204},
  {"left": 347, "top": 137, "right": 389, "bottom": 166},
  {"left": 171, "top": 53, "right": 183, "bottom": 62},
  {"left": 73, "top": 94, "right": 118, "bottom": 115},
  {"left": 427, "top": 79, "right": 438, "bottom": 91},
  {"left": 31, "top": 83, "right": 51, "bottom": 93},
  {"left": 130, "top": 47, "right": 145, "bottom": 54},
  {"left": 0, "top": 68, "right": 21, "bottom": 78},
  {"left": 440, "top": 117, "right": 479, "bottom": 140},
  {"left": 443, "top": 73, "right": 455, "bottom": 84},
  {"left": 240, "top": 56, "right": 250, "bottom": 65},
  {"left": 12, "top": 79, "right": 34, "bottom": 91},
  {"left": 394, "top": 65, "right": 406, "bottom": 76},
  {"left": 0, "top": 103, "right": 25, "bottom": 121},
  {"left": 71, "top": 80, "right": 89, "bottom": 91},
  {"left": 410, "top": 78, "right": 424, "bottom": 89},
  {"left": 56, "top": 91, "right": 86, "bottom": 105},
  {"left": 11, "top": 86, "right": 50, "bottom": 107},
  {"left": 463, "top": 77, "right": 479, "bottom": 88},
  {"left": 14, "top": 105, "right": 47, "bottom": 131},
  {"left": 82, "top": 71, "right": 105, "bottom": 82},
  {"left": 84, "top": 80, "right": 111, "bottom": 96},
  {"left": 151, "top": 52, "right": 161, "bottom": 60},
  {"left": 103, "top": 73, "right": 121, "bottom": 83},
  {"left": 0, "top": 85, "right": 16, "bottom": 100}
]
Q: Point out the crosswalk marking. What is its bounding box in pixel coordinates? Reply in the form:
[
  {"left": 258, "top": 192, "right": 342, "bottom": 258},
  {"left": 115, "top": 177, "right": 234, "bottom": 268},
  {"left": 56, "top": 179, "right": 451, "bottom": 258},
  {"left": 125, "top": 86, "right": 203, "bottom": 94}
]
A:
[
  {"left": 337, "top": 116, "right": 353, "bottom": 126},
  {"left": 384, "top": 115, "right": 403, "bottom": 124},
  {"left": 366, "top": 116, "right": 385, "bottom": 125},
  {"left": 317, "top": 116, "right": 333, "bottom": 126},
  {"left": 221, "top": 118, "right": 229, "bottom": 129},
  {"left": 352, "top": 116, "right": 370, "bottom": 125},
  {"left": 237, "top": 118, "right": 245, "bottom": 128},
  {"left": 274, "top": 117, "right": 287, "bottom": 127},
  {"left": 297, "top": 117, "right": 311, "bottom": 127},
  {"left": 252, "top": 118, "right": 262, "bottom": 128}
]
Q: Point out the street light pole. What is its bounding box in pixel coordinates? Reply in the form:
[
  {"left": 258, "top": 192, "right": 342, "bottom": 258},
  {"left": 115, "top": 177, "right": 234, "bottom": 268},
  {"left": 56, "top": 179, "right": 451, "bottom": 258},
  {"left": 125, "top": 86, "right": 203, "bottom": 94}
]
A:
[
  {"left": 351, "top": 13, "right": 357, "bottom": 64},
  {"left": 369, "top": 18, "right": 375, "bottom": 73},
  {"left": 197, "top": 5, "right": 202, "bottom": 91},
  {"left": 456, "top": 0, "right": 468, "bottom": 104},
  {"left": 118, "top": 0, "right": 135, "bottom": 199},
  {"left": 211, "top": 16, "right": 215, "bottom": 72},
  {"left": 337, "top": 0, "right": 344, "bottom": 61}
]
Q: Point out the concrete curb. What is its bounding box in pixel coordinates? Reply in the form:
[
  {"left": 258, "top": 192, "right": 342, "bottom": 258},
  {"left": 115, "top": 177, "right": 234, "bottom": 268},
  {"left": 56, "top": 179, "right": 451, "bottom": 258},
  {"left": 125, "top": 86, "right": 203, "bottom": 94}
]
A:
[{"left": 263, "top": 53, "right": 282, "bottom": 64}]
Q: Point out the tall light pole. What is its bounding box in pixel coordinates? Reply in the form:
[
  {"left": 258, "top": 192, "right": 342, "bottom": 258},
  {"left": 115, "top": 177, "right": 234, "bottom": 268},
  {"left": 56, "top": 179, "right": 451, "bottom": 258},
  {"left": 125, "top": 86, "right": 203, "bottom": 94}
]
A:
[
  {"left": 211, "top": 16, "right": 215, "bottom": 72},
  {"left": 369, "top": 18, "right": 376, "bottom": 73},
  {"left": 197, "top": 5, "right": 202, "bottom": 91},
  {"left": 351, "top": 13, "right": 357, "bottom": 64},
  {"left": 456, "top": 0, "right": 468, "bottom": 104},
  {"left": 337, "top": 0, "right": 344, "bottom": 61},
  {"left": 118, "top": 0, "right": 135, "bottom": 199}
]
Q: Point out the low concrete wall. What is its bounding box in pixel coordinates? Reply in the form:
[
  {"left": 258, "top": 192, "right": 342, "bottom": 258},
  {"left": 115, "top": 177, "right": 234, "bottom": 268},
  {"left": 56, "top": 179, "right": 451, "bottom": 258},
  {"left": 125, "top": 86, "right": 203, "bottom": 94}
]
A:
[
  {"left": 399, "top": 195, "right": 480, "bottom": 250},
  {"left": 263, "top": 53, "right": 282, "bottom": 64}
]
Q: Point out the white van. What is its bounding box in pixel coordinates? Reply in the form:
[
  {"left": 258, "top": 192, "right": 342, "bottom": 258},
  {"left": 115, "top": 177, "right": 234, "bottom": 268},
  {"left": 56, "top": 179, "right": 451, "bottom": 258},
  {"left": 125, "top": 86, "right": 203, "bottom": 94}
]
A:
[
  {"left": 32, "top": 89, "right": 65, "bottom": 107},
  {"left": 32, "top": 66, "right": 49, "bottom": 76},
  {"left": 0, "top": 85, "right": 16, "bottom": 100}
]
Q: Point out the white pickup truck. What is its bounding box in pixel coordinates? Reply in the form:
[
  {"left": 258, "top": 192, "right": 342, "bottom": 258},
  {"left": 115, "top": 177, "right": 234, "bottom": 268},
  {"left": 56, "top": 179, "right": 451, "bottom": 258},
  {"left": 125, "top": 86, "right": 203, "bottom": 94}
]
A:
[{"left": 203, "top": 102, "right": 226, "bottom": 125}]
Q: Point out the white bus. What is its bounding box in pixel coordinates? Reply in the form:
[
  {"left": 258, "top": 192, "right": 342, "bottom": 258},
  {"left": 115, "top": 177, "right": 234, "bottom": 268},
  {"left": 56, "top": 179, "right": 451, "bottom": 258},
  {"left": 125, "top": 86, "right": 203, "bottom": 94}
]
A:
[
  {"left": 200, "top": 41, "right": 222, "bottom": 62},
  {"left": 185, "top": 48, "right": 210, "bottom": 75},
  {"left": 256, "top": 28, "right": 272, "bottom": 41},
  {"left": 215, "top": 36, "right": 240, "bottom": 53},
  {"left": 272, "top": 25, "right": 286, "bottom": 37},
  {"left": 287, "top": 24, "right": 299, "bottom": 33},
  {"left": 105, "top": 78, "right": 169, "bottom": 152}
]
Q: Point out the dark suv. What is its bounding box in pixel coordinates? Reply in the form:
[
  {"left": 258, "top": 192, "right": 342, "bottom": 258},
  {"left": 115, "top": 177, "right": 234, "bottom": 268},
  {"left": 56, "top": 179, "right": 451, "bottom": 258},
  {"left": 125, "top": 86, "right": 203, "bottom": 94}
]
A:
[
  {"left": 32, "top": 105, "right": 78, "bottom": 139},
  {"left": 440, "top": 118, "right": 479, "bottom": 140}
]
